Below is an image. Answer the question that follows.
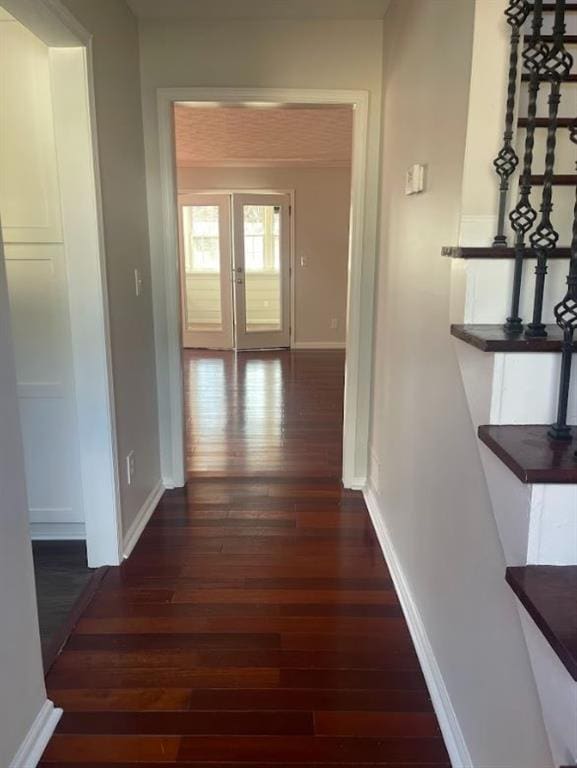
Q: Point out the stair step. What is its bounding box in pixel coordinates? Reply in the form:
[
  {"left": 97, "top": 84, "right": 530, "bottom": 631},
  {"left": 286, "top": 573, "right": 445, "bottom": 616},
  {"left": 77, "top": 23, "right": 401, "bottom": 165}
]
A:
[
  {"left": 478, "top": 424, "right": 577, "bottom": 484},
  {"left": 529, "top": 35, "right": 577, "bottom": 43},
  {"left": 522, "top": 74, "right": 577, "bottom": 82},
  {"left": 530, "top": 174, "right": 577, "bottom": 186},
  {"left": 442, "top": 246, "right": 571, "bottom": 259},
  {"left": 518, "top": 117, "right": 576, "bottom": 128},
  {"left": 542, "top": 2, "right": 577, "bottom": 9},
  {"left": 451, "top": 324, "right": 577, "bottom": 352},
  {"left": 506, "top": 566, "right": 577, "bottom": 681}
]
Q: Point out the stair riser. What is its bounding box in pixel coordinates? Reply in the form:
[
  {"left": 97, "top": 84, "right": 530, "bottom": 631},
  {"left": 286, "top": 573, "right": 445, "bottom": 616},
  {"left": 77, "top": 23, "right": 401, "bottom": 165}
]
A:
[
  {"left": 518, "top": 612, "right": 577, "bottom": 768},
  {"left": 453, "top": 260, "right": 570, "bottom": 326}
]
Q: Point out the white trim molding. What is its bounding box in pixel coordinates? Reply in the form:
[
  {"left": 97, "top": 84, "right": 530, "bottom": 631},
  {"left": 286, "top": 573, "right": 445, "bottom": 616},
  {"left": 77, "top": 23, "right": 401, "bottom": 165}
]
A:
[
  {"left": 154, "top": 87, "right": 374, "bottom": 492},
  {"left": 292, "top": 341, "right": 346, "bottom": 350},
  {"left": 30, "top": 521, "right": 86, "bottom": 540},
  {"left": 364, "top": 485, "right": 474, "bottom": 768},
  {"left": 123, "top": 480, "right": 165, "bottom": 559},
  {"left": 9, "top": 700, "right": 62, "bottom": 768}
]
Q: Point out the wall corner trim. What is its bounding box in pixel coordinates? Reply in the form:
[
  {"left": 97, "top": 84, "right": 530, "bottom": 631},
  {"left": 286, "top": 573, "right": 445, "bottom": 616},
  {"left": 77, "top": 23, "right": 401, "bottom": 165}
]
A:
[
  {"left": 363, "top": 484, "right": 474, "bottom": 768},
  {"left": 122, "top": 480, "right": 165, "bottom": 559},
  {"left": 9, "top": 699, "right": 62, "bottom": 768}
]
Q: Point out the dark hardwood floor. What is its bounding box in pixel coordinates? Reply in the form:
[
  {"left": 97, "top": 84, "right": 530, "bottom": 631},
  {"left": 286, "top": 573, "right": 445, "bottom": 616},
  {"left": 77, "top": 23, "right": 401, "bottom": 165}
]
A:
[
  {"left": 33, "top": 541, "right": 96, "bottom": 671},
  {"left": 184, "top": 350, "right": 344, "bottom": 479},
  {"left": 40, "top": 350, "right": 448, "bottom": 765}
]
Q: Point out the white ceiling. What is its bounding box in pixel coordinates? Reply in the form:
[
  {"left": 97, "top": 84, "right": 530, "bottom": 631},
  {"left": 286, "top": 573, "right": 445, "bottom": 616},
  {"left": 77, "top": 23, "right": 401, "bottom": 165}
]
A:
[{"left": 126, "top": 0, "right": 391, "bottom": 21}]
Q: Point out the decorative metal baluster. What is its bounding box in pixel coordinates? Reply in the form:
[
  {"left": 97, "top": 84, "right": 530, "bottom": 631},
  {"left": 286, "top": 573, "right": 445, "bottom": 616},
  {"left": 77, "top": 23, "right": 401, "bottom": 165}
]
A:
[
  {"left": 548, "top": 119, "right": 577, "bottom": 441},
  {"left": 504, "top": 0, "right": 549, "bottom": 334},
  {"left": 525, "top": 0, "right": 574, "bottom": 338},
  {"left": 493, "top": 0, "right": 532, "bottom": 247}
]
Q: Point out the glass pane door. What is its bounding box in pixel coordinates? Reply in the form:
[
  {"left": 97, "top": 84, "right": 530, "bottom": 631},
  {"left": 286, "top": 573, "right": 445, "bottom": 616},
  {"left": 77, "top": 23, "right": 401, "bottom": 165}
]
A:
[
  {"left": 232, "top": 194, "right": 290, "bottom": 350},
  {"left": 178, "top": 194, "right": 233, "bottom": 349}
]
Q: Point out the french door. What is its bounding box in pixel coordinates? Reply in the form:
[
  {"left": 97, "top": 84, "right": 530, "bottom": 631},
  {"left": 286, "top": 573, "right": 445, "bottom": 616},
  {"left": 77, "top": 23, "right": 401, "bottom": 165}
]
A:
[{"left": 178, "top": 192, "right": 291, "bottom": 350}]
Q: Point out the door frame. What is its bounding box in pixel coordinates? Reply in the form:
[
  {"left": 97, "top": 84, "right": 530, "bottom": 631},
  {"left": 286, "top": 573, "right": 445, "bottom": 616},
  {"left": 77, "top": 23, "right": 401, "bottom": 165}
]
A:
[
  {"left": 156, "top": 87, "right": 373, "bottom": 490},
  {"left": 2, "top": 0, "right": 123, "bottom": 567}
]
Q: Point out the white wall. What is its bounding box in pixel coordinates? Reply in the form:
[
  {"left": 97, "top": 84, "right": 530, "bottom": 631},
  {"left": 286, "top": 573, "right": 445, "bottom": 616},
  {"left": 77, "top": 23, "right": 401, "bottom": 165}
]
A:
[
  {"left": 60, "top": 0, "right": 161, "bottom": 536},
  {"left": 0, "top": 238, "right": 49, "bottom": 767},
  {"left": 138, "top": 17, "right": 383, "bottom": 484},
  {"left": 177, "top": 166, "right": 351, "bottom": 345},
  {"left": 368, "top": 1, "right": 553, "bottom": 766},
  {"left": 0, "top": 12, "right": 84, "bottom": 539}
]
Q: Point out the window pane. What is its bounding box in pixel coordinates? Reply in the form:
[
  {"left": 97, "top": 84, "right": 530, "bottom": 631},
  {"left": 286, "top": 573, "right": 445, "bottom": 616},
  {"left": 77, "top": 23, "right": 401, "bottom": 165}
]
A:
[
  {"left": 182, "top": 205, "right": 222, "bottom": 330},
  {"left": 243, "top": 204, "right": 281, "bottom": 332}
]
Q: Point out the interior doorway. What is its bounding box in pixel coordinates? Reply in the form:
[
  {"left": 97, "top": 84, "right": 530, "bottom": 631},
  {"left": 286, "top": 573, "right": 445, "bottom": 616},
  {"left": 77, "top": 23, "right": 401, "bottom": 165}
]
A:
[
  {"left": 0, "top": 1, "right": 120, "bottom": 671},
  {"left": 179, "top": 191, "right": 291, "bottom": 350}
]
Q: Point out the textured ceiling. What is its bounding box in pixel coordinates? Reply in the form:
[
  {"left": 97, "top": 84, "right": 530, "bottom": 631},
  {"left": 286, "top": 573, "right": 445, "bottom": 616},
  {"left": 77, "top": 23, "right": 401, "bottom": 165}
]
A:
[
  {"left": 174, "top": 105, "right": 353, "bottom": 168},
  {"left": 127, "top": 0, "right": 390, "bottom": 20}
]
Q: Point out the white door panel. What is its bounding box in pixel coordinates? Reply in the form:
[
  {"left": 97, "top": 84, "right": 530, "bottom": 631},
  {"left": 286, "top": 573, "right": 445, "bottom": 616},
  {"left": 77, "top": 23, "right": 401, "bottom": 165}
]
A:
[
  {"left": 1, "top": 18, "right": 83, "bottom": 537},
  {"left": 233, "top": 193, "right": 291, "bottom": 350},
  {"left": 179, "top": 193, "right": 234, "bottom": 349},
  {"left": 0, "top": 19, "right": 62, "bottom": 243}
]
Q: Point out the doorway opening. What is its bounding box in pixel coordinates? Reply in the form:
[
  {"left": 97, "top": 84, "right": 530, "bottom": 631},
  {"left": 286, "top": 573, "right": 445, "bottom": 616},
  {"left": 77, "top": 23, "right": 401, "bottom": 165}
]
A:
[
  {"left": 171, "top": 102, "right": 353, "bottom": 478},
  {"left": 0, "top": 2, "right": 119, "bottom": 671}
]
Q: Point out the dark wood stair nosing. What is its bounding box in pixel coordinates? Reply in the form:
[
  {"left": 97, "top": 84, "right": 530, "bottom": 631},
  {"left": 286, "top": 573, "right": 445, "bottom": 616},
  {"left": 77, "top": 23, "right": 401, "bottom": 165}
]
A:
[
  {"left": 506, "top": 566, "right": 577, "bottom": 682},
  {"left": 478, "top": 424, "right": 577, "bottom": 485},
  {"left": 442, "top": 246, "right": 571, "bottom": 260},
  {"left": 450, "top": 324, "right": 577, "bottom": 353},
  {"left": 518, "top": 117, "right": 576, "bottom": 128}
]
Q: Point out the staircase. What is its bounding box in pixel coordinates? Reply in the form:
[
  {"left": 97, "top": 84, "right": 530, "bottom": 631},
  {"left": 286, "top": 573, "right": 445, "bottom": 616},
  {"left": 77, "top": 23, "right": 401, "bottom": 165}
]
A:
[{"left": 446, "top": 1, "right": 576, "bottom": 765}]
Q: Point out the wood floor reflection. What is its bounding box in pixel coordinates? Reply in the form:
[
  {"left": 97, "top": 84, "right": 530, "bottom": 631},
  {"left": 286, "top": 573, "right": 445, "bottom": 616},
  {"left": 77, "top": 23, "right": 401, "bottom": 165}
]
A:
[
  {"left": 40, "top": 348, "right": 449, "bottom": 766},
  {"left": 184, "top": 350, "right": 345, "bottom": 478}
]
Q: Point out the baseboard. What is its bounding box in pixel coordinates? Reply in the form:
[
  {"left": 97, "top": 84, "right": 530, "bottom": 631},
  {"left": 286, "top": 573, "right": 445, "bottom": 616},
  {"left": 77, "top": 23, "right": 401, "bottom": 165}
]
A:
[
  {"left": 291, "top": 341, "right": 346, "bottom": 350},
  {"left": 30, "top": 522, "right": 86, "bottom": 540},
  {"left": 9, "top": 699, "right": 62, "bottom": 768},
  {"left": 122, "top": 480, "right": 164, "bottom": 559},
  {"left": 344, "top": 475, "right": 367, "bottom": 491},
  {"left": 364, "top": 484, "right": 474, "bottom": 768}
]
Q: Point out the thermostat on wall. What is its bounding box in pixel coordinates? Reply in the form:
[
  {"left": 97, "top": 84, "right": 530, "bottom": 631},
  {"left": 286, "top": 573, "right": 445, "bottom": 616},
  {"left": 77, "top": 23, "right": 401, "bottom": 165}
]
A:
[{"left": 405, "top": 164, "right": 426, "bottom": 195}]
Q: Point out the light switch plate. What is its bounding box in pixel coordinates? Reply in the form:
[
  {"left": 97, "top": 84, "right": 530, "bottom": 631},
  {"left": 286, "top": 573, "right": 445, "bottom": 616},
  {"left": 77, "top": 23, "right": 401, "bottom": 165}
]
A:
[{"left": 405, "top": 164, "right": 425, "bottom": 195}]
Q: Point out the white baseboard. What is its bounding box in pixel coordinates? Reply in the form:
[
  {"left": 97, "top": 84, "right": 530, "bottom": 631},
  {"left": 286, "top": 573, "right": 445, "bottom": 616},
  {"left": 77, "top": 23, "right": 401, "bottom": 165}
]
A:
[
  {"left": 123, "top": 480, "right": 164, "bottom": 559},
  {"left": 9, "top": 699, "right": 62, "bottom": 768},
  {"left": 364, "top": 484, "right": 474, "bottom": 768},
  {"left": 344, "top": 475, "right": 367, "bottom": 491},
  {"left": 292, "top": 341, "right": 346, "bottom": 350},
  {"left": 30, "top": 522, "right": 86, "bottom": 540}
]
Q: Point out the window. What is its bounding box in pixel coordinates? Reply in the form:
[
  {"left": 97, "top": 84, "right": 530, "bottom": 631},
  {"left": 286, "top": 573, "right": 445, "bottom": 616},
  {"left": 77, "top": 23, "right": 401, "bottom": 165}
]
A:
[
  {"left": 243, "top": 205, "right": 280, "bottom": 272},
  {"left": 182, "top": 205, "right": 220, "bottom": 273}
]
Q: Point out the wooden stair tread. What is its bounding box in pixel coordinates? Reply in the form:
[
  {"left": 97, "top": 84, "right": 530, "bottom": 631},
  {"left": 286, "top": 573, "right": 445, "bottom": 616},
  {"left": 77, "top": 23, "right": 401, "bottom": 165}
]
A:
[
  {"left": 522, "top": 74, "right": 577, "bottom": 82},
  {"left": 442, "top": 246, "right": 571, "bottom": 260},
  {"left": 518, "top": 117, "right": 576, "bottom": 128},
  {"left": 530, "top": 174, "right": 577, "bottom": 186},
  {"left": 478, "top": 425, "right": 577, "bottom": 484},
  {"left": 451, "top": 324, "right": 577, "bottom": 352},
  {"left": 506, "top": 566, "right": 577, "bottom": 681},
  {"left": 529, "top": 35, "right": 577, "bottom": 43},
  {"left": 542, "top": 2, "right": 577, "bottom": 9}
]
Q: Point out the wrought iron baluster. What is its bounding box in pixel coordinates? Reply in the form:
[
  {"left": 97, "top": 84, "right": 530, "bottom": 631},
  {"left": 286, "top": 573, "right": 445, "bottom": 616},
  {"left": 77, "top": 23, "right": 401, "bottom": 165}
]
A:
[
  {"left": 548, "top": 119, "right": 577, "bottom": 441},
  {"left": 493, "top": 0, "right": 532, "bottom": 247},
  {"left": 504, "top": 0, "right": 548, "bottom": 334},
  {"left": 525, "top": 0, "right": 574, "bottom": 338}
]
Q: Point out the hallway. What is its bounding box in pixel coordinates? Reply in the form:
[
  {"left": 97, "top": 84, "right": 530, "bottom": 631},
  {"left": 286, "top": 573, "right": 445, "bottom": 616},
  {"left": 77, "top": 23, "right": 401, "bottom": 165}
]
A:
[{"left": 40, "top": 351, "right": 449, "bottom": 765}]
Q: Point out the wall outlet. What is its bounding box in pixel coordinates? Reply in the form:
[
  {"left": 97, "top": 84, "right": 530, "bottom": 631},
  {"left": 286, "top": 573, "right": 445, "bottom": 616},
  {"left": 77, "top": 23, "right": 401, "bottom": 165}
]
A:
[
  {"left": 134, "top": 268, "right": 143, "bottom": 297},
  {"left": 330, "top": 318, "right": 338, "bottom": 330},
  {"left": 126, "top": 451, "right": 135, "bottom": 486},
  {"left": 300, "top": 256, "right": 308, "bottom": 268}
]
